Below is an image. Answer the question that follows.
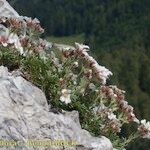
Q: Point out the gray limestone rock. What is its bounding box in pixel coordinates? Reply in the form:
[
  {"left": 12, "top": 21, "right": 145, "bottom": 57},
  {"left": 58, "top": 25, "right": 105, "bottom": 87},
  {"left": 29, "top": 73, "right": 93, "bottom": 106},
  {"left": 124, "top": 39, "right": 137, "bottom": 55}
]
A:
[
  {"left": 0, "top": 0, "right": 19, "bottom": 17},
  {"left": 0, "top": 66, "right": 113, "bottom": 150}
]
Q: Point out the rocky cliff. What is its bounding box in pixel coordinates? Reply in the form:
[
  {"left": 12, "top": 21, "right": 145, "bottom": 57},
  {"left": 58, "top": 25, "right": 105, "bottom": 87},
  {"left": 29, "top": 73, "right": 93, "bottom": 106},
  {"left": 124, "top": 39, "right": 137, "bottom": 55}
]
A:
[{"left": 0, "top": 66, "right": 112, "bottom": 150}]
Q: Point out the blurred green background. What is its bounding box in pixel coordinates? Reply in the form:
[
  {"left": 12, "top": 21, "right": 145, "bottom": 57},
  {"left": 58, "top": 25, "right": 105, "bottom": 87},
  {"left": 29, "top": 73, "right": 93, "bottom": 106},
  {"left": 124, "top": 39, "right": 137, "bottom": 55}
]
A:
[{"left": 8, "top": 0, "right": 150, "bottom": 149}]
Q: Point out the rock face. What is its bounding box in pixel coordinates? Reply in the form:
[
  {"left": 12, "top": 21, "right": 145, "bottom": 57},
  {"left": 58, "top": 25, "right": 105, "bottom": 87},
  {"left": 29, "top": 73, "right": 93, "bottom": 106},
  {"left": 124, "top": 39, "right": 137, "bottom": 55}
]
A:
[
  {"left": 0, "top": 0, "right": 19, "bottom": 17},
  {"left": 0, "top": 66, "right": 113, "bottom": 150}
]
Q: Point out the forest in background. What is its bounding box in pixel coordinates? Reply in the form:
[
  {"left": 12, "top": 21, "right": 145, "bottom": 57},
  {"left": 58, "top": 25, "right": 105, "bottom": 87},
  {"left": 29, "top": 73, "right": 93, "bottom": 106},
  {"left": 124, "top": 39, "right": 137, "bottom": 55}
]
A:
[{"left": 8, "top": 0, "right": 150, "bottom": 149}]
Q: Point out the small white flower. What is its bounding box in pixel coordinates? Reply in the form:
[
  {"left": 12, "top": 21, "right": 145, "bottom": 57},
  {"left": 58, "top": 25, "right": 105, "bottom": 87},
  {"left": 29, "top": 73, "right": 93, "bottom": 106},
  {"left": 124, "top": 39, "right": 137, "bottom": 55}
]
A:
[
  {"left": 141, "top": 119, "right": 150, "bottom": 130},
  {"left": 138, "top": 119, "right": 150, "bottom": 139},
  {"left": 108, "top": 112, "right": 117, "bottom": 120},
  {"left": 8, "top": 33, "right": 17, "bottom": 44},
  {"left": 14, "top": 39, "right": 24, "bottom": 55},
  {"left": 92, "top": 63, "right": 113, "bottom": 84},
  {"left": 113, "top": 94, "right": 117, "bottom": 98},
  {"left": 75, "top": 42, "right": 89, "bottom": 50},
  {"left": 80, "top": 88, "right": 85, "bottom": 96},
  {"left": 133, "top": 118, "right": 140, "bottom": 124},
  {"left": 93, "top": 103, "right": 106, "bottom": 114},
  {"left": 89, "top": 83, "right": 96, "bottom": 91},
  {"left": 71, "top": 74, "right": 78, "bottom": 85},
  {"left": 73, "top": 61, "right": 79, "bottom": 68},
  {"left": 7, "top": 33, "right": 24, "bottom": 54},
  {"left": 2, "top": 42, "right": 8, "bottom": 47},
  {"left": 32, "top": 18, "right": 40, "bottom": 24},
  {"left": 60, "top": 89, "right": 71, "bottom": 104},
  {"left": 0, "top": 28, "right": 9, "bottom": 47},
  {"left": 141, "top": 119, "right": 146, "bottom": 125},
  {"left": 0, "top": 28, "right": 24, "bottom": 54}
]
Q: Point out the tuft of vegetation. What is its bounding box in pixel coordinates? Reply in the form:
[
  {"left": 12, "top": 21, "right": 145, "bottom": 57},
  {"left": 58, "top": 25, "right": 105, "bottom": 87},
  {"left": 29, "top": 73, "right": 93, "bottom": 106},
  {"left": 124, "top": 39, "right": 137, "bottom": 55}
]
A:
[{"left": 0, "top": 16, "right": 150, "bottom": 150}]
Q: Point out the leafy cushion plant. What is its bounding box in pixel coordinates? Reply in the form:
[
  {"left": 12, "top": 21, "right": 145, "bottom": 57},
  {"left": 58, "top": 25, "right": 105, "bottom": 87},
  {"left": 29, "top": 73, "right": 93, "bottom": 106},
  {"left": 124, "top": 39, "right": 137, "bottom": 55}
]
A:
[{"left": 0, "top": 16, "right": 150, "bottom": 150}]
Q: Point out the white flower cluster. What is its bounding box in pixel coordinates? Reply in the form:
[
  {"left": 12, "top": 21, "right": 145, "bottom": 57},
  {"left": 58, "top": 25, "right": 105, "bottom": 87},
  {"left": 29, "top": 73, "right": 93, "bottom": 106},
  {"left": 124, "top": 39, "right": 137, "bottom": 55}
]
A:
[
  {"left": 92, "top": 63, "right": 113, "bottom": 84},
  {"left": 75, "top": 42, "right": 90, "bottom": 50},
  {"left": 138, "top": 119, "right": 150, "bottom": 139},
  {"left": 0, "top": 16, "right": 45, "bottom": 56},
  {"left": 0, "top": 28, "right": 23, "bottom": 54},
  {"left": 75, "top": 42, "right": 113, "bottom": 84},
  {"left": 60, "top": 43, "right": 112, "bottom": 84},
  {"left": 60, "top": 89, "right": 71, "bottom": 104}
]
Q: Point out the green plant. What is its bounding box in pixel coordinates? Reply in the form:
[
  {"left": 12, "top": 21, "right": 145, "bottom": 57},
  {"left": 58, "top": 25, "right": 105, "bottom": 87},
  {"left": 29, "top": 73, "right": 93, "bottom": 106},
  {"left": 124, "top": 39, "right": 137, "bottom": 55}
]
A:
[{"left": 0, "top": 16, "right": 150, "bottom": 150}]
